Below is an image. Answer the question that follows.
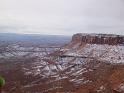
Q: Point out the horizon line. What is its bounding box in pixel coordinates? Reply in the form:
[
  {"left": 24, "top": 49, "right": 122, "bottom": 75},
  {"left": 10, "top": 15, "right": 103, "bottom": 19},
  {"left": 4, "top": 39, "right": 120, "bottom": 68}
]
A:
[{"left": 0, "top": 32, "right": 72, "bottom": 36}]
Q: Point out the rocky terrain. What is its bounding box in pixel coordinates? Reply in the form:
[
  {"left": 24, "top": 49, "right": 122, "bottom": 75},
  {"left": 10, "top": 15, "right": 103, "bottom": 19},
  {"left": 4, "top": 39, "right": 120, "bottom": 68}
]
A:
[
  {"left": 0, "top": 33, "right": 124, "bottom": 93},
  {"left": 71, "top": 33, "right": 124, "bottom": 45},
  {"left": 63, "top": 33, "right": 124, "bottom": 93}
]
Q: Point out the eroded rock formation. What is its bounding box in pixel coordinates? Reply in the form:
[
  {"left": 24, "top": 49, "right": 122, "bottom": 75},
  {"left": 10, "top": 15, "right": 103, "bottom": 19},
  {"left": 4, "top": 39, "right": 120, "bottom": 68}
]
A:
[{"left": 72, "top": 33, "right": 124, "bottom": 45}]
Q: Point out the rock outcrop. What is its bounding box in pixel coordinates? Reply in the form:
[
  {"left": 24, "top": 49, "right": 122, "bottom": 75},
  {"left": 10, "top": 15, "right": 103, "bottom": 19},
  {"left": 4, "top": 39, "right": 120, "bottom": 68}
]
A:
[{"left": 71, "top": 33, "right": 124, "bottom": 45}]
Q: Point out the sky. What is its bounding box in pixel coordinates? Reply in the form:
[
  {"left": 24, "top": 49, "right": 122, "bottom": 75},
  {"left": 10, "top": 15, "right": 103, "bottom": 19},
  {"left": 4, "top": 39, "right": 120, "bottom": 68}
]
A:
[{"left": 0, "top": 0, "right": 124, "bottom": 35}]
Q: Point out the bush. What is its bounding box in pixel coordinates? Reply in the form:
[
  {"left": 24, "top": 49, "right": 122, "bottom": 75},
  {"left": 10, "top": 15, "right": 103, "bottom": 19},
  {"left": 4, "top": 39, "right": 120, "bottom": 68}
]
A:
[{"left": 0, "top": 76, "right": 5, "bottom": 87}]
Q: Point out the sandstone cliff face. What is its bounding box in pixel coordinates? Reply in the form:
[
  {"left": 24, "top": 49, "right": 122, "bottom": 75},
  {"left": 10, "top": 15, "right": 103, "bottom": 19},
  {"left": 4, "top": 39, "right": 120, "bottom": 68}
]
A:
[{"left": 71, "top": 33, "right": 124, "bottom": 45}]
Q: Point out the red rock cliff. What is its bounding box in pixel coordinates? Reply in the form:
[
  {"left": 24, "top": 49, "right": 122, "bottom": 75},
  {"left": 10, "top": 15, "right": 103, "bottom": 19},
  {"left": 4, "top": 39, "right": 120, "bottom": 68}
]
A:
[{"left": 71, "top": 33, "right": 124, "bottom": 45}]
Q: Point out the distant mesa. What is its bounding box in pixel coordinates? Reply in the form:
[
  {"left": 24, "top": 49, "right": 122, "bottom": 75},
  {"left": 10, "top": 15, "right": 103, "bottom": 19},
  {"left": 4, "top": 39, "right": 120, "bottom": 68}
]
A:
[{"left": 71, "top": 33, "right": 124, "bottom": 45}]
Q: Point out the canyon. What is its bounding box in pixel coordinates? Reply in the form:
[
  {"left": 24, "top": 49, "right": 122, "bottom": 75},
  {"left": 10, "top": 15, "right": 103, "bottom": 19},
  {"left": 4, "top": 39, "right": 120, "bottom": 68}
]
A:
[{"left": 0, "top": 33, "right": 124, "bottom": 93}]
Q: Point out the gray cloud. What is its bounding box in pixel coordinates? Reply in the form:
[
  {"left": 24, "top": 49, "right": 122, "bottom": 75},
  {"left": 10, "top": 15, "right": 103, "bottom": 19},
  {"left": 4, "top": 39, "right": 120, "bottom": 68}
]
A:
[{"left": 0, "top": 0, "right": 124, "bottom": 35}]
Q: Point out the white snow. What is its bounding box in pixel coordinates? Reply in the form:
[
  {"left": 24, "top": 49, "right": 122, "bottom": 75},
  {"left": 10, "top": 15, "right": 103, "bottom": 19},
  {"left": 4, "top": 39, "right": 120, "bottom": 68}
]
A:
[
  {"left": 64, "top": 44, "right": 124, "bottom": 64},
  {"left": 97, "top": 85, "right": 105, "bottom": 92},
  {"left": 118, "top": 83, "right": 124, "bottom": 92}
]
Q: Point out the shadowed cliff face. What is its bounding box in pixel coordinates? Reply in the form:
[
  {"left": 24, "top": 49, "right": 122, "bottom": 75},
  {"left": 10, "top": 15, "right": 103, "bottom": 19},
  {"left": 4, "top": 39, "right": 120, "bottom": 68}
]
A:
[{"left": 71, "top": 33, "right": 124, "bottom": 45}]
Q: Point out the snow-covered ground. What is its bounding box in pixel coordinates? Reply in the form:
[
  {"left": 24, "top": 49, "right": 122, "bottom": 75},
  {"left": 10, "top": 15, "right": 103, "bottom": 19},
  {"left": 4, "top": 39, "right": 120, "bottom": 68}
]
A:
[
  {"left": 1, "top": 42, "right": 124, "bottom": 92},
  {"left": 64, "top": 44, "right": 124, "bottom": 64}
]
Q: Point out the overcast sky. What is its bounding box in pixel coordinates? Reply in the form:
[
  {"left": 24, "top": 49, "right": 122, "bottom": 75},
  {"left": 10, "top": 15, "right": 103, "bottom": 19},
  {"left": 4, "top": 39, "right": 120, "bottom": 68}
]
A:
[{"left": 0, "top": 0, "right": 124, "bottom": 35}]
